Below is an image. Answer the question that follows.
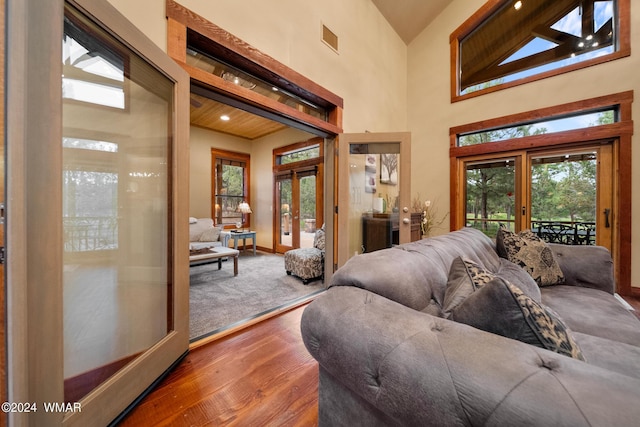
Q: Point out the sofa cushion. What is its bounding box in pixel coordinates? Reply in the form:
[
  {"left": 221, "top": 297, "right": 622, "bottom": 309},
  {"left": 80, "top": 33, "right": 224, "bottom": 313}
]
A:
[
  {"left": 199, "top": 226, "right": 221, "bottom": 242},
  {"left": 571, "top": 332, "right": 640, "bottom": 380},
  {"left": 452, "top": 277, "right": 585, "bottom": 360},
  {"left": 496, "top": 228, "right": 564, "bottom": 286},
  {"left": 541, "top": 285, "right": 640, "bottom": 346}
]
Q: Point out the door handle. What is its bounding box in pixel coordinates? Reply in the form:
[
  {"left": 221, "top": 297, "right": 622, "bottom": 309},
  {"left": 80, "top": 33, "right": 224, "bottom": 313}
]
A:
[{"left": 604, "top": 208, "right": 610, "bottom": 228}]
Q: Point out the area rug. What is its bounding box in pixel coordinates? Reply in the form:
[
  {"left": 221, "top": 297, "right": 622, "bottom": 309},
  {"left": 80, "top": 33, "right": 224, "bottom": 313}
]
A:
[{"left": 189, "top": 251, "right": 325, "bottom": 340}]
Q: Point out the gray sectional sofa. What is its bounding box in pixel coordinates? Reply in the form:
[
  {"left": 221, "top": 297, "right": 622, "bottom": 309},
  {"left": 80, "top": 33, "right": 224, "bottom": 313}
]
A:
[{"left": 301, "top": 227, "right": 640, "bottom": 426}]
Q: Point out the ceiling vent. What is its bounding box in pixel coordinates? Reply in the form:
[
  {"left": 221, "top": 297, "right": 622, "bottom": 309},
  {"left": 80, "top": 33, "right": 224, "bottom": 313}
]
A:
[{"left": 322, "top": 24, "right": 339, "bottom": 53}]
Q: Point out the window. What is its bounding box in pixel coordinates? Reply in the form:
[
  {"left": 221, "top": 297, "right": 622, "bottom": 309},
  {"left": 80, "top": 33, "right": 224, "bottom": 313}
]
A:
[
  {"left": 450, "top": 91, "right": 633, "bottom": 292},
  {"left": 458, "top": 108, "right": 616, "bottom": 146},
  {"left": 451, "top": 0, "right": 630, "bottom": 101},
  {"left": 212, "top": 149, "right": 250, "bottom": 227}
]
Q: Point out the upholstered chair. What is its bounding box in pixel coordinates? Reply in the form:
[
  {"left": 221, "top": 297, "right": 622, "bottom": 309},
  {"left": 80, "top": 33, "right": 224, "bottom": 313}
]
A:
[{"left": 284, "top": 225, "right": 325, "bottom": 284}]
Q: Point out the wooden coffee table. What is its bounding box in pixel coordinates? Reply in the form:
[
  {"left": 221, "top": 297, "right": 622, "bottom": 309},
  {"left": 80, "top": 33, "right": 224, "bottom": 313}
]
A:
[{"left": 189, "top": 246, "right": 240, "bottom": 276}]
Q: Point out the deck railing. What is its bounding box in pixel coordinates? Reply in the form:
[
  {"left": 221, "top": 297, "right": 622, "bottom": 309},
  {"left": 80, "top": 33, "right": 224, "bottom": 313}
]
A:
[{"left": 63, "top": 216, "right": 118, "bottom": 252}]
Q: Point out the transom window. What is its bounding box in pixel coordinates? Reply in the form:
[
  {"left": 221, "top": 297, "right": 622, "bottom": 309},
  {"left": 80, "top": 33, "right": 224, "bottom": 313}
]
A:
[
  {"left": 458, "top": 108, "right": 616, "bottom": 146},
  {"left": 451, "top": 0, "right": 630, "bottom": 101}
]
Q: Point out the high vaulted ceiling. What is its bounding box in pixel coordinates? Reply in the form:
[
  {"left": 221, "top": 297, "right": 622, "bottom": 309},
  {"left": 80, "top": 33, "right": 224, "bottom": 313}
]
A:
[
  {"left": 372, "top": 0, "right": 454, "bottom": 44},
  {"left": 191, "top": 0, "right": 454, "bottom": 139}
]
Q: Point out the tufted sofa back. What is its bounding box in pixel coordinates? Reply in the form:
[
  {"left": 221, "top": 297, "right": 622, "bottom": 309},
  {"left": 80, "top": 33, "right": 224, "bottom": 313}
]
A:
[{"left": 330, "top": 227, "right": 500, "bottom": 312}]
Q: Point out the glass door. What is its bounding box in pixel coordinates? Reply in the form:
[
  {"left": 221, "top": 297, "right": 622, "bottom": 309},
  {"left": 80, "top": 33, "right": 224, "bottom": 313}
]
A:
[
  {"left": 464, "top": 156, "right": 519, "bottom": 237},
  {"left": 6, "top": 0, "right": 190, "bottom": 424},
  {"left": 458, "top": 144, "right": 614, "bottom": 252},
  {"left": 276, "top": 171, "right": 318, "bottom": 252},
  {"left": 338, "top": 132, "right": 411, "bottom": 267},
  {"left": 526, "top": 144, "right": 613, "bottom": 250}
]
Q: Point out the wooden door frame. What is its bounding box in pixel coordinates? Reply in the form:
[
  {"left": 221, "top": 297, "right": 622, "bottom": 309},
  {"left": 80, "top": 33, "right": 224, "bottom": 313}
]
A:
[
  {"left": 165, "top": 0, "right": 343, "bottom": 283},
  {"left": 450, "top": 91, "right": 634, "bottom": 295},
  {"left": 273, "top": 138, "right": 324, "bottom": 254},
  {"left": 337, "top": 132, "right": 411, "bottom": 268}
]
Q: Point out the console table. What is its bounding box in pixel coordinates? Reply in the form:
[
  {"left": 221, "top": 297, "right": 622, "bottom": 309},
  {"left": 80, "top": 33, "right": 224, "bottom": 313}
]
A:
[
  {"left": 229, "top": 230, "right": 257, "bottom": 255},
  {"left": 362, "top": 212, "right": 422, "bottom": 253}
]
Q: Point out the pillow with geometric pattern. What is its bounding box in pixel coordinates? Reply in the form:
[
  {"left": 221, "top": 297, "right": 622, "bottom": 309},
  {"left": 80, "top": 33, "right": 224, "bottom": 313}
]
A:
[
  {"left": 452, "top": 276, "right": 585, "bottom": 361},
  {"left": 496, "top": 228, "right": 565, "bottom": 287},
  {"left": 443, "top": 257, "right": 495, "bottom": 318}
]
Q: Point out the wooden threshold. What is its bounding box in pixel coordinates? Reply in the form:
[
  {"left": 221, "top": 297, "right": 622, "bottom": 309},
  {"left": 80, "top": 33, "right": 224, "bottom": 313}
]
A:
[
  {"left": 118, "top": 304, "right": 318, "bottom": 426},
  {"left": 189, "top": 289, "right": 324, "bottom": 349}
]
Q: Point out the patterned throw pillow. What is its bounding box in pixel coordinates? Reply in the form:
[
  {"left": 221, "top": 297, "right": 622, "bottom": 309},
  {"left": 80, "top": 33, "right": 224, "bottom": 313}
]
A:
[
  {"left": 443, "top": 257, "right": 495, "bottom": 318},
  {"left": 313, "top": 225, "right": 326, "bottom": 251},
  {"left": 496, "top": 228, "right": 564, "bottom": 286},
  {"left": 452, "top": 277, "right": 585, "bottom": 361}
]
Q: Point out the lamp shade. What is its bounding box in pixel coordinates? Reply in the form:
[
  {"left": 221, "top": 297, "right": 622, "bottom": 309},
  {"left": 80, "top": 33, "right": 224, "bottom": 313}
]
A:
[{"left": 237, "top": 201, "right": 252, "bottom": 214}]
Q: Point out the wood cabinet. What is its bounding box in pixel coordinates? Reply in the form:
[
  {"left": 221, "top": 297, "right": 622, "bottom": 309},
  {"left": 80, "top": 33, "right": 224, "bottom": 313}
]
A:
[{"left": 362, "top": 212, "right": 422, "bottom": 253}]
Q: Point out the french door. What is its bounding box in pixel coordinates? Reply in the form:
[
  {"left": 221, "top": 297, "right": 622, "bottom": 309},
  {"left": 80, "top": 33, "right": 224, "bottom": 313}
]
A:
[
  {"left": 275, "top": 171, "right": 320, "bottom": 253},
  {"left": 337, "top": 132, "right": 411, "bottom": 267},
  {"left": 460, "top": 142, "right": 615, "bottom": 253},
  {"left": 6, "top": 0, "right": 190, "bottom": 425}
]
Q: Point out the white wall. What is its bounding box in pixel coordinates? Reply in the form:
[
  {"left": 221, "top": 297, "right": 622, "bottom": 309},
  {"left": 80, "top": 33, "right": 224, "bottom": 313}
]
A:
[{"left": 407, "top": 0, "right": 640, "bottom": 287}]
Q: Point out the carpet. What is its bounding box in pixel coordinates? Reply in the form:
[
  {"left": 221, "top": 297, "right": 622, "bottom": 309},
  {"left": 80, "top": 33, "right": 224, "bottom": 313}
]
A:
[{"left": 189, "top": 250, "right": 325, "bottom": 340}]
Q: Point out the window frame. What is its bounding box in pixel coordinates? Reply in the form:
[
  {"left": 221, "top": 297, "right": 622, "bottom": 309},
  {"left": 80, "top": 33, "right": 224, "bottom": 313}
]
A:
[
  {"left": 450, "top": 0, "right": 631, "bottom": 102},
  {"left": 211, "top": 148, "right": 251, "bottom": 228},
  {"left": 449, "top": 91, "right": 633, "bottom": 294}
]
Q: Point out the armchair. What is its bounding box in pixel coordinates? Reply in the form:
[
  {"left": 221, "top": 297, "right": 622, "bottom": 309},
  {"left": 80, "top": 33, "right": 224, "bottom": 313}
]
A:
[{"left": 284, "top": 225, "right": 325, "bottom": 284}]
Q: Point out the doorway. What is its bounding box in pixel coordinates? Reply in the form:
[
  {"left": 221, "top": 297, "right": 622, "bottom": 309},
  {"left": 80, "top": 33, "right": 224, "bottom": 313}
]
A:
[
  {"left": 461, "top": 142, "right": 614, "bottom": 253},
  {"left": 338, "top": 132, "right": 412, "bottom": 267},
  {"left": 274, "top": 139, "right": 324, "bottom": 253}
]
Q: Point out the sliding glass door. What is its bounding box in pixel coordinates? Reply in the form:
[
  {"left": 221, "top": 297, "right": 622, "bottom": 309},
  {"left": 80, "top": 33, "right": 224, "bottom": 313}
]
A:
[
  {"left": 459, "top": 143, "right": 614, "bottom": 252},
  {"left": 6, "top": 0, "right": 190, "bottom": 424}
]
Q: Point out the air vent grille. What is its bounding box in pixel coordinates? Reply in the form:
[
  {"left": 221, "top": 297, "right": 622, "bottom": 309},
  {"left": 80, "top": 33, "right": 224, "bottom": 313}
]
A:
[{"left": 322, "top": 24, "right": 338, "bottom": 52}]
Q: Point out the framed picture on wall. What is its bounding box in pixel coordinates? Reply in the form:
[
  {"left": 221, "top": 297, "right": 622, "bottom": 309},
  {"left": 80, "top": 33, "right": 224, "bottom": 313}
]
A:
[
  {"left": 365, "top": 154, "right": 377, "bottom": 193},
  {"left": 380, "top": 153, "right": 398, "bottom": 185}
]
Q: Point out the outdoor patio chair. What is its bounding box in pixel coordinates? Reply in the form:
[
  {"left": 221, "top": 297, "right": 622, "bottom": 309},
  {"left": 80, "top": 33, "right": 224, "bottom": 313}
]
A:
[{"left": 284, "top": 224, "right": 325, "bottom": 284}]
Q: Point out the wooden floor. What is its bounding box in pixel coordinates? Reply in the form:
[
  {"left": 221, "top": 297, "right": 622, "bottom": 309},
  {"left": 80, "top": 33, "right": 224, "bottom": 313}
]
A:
[
  {"left": 119, "top": 305, "right": 318, "bottom": 426},
  {"left": 119, "top": 295, "right": 640, "bottom": 426}
]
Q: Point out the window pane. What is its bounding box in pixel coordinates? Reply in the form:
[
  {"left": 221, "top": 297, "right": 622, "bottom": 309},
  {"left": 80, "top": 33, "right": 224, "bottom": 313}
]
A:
[
  {"left": 459, "top": 0, "right": 617, "bottom": 96},
  {"left": 63, "top": 3, "right": 173, "bottom": 402},
  {"left": 458, "top": 109, "right": 616, "bottom": 146},
  {"left": 279, "top": 146, "right": 320, "bottom": 164},
  {"left": 465, "top": 159, "right": 516, "bottom": 238},
  {"left": 531, "top": 152, "right": 597, "bottom": 245}
]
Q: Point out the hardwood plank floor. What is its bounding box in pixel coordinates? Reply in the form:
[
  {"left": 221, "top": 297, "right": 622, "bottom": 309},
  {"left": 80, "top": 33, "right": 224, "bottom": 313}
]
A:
[
  {"left": 119, "top": 305, "right": 318, "bottom": 426},
  {"left": 120, "top": 295, "right": 640, "bottom": 426}
]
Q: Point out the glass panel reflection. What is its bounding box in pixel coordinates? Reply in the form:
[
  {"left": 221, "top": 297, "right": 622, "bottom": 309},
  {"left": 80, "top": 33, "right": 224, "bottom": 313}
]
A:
[
  {"left": 348, "top": 144, "right": 401, "bottom": 256},
  {"left": 63, "top": 4, "right": 173, "bottom": 402},
  {"left": 465, "top": 159, "right": 516, "bottom": 238}
]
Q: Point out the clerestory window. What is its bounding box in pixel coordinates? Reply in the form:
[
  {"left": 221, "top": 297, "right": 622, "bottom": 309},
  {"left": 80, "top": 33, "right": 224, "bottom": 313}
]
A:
[{"left": 451, "top": 0, "right": 630, "bottom": 101}]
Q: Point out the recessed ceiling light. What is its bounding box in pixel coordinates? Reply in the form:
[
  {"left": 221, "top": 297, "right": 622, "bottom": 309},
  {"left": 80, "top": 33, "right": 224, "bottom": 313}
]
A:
[
  {"left": 514, "top": 1, "right": 522, "bottom": 10},
  {"left": 220, "top": 115, "right": 230, "bottom": 121}
]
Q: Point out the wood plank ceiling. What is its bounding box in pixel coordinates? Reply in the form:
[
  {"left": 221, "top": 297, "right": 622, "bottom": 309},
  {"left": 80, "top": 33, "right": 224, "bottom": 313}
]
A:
[{"left": 190, "top": 93, "right": 286, "bottom": 140}]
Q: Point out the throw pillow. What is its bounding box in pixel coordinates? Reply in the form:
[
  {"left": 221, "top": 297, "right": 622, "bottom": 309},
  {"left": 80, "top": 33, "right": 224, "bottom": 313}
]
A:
[
  {"left": 496, "top": 228, "right": 564, "bottom": 286},
  {"left": 442, "top": 257, "right": 495, "bottom": 318},
  {"left": 313, "top": 225, "right": 326, "bottom": 251},
  {"left": 452, "top": 277, "right": 585, "bottom": 361},
  {"left": 199, "top": 226, "right": 221, "bottom": 242}
]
